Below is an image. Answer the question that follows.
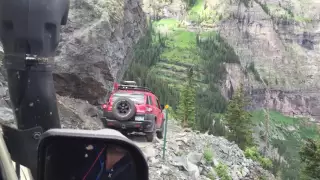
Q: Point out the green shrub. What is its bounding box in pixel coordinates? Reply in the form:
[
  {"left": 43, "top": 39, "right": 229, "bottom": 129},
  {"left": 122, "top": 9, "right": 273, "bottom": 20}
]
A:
[
  {"left": 244, "top": 146, "right": 260, "bottom": 161},
  {"left": 207, "top": 170, "right": 216, "bottom": 180},
  {"left": 203, "top": 147, "right": 214, "bottom": 163},
  {"left": 215, "top": 163, "right": 232, "bottom": 180},
  {"left": 259, "top": 175, "right": 267, "bottom": 180},
  {"left": 260, "top": 157, "right": 273, "bottom": 169},
  {"left": 245, "top": 146, "right": 273, "bottom": 169}
]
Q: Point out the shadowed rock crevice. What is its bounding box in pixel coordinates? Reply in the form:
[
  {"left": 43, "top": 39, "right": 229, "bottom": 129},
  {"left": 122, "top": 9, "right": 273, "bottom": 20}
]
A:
[{"left": 53, "top": 73, "right": 108, "bottom": 105}]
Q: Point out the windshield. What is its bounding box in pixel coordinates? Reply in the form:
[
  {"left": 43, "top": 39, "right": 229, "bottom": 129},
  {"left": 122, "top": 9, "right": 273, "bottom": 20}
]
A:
[
  {"left": 2, "top": 1, "right": 320, "bottom": 180},
  {"left": 111, "top": 92, "right": 145, "bottom": 104}
]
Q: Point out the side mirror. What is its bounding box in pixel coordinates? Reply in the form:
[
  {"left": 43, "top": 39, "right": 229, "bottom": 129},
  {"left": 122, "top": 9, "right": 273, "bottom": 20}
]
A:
[
  {"left": 37, "top": 129, "right": 148, "bottom": 180},
  {"left": 160, "top": 104, "right": 164, "bottom": 110}
]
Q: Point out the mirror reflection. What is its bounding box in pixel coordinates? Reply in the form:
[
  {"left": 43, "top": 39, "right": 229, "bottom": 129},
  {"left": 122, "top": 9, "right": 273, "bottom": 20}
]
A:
[{"left": 43, "top": 138, "right": 137, "bottom": 180}]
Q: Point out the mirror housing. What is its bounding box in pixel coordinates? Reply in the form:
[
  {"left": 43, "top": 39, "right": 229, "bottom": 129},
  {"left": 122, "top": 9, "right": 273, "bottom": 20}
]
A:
[
  {"left": 160, "top": 104, "right": 165, "bottom": 110},
  {"left": 37, "top": 129, "right": 148, "bottom": 180}
]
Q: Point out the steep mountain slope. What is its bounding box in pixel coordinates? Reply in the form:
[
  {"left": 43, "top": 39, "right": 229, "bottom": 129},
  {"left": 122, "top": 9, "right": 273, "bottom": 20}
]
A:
[
  {"left": 134, "top": 118, "right": 275, "bottom": 180},
  {"left": 138, "top": 0, "right": 320, "bottom": 120},
  {"left": 250, "top": 109, "right": 319, "bottom": 179}
]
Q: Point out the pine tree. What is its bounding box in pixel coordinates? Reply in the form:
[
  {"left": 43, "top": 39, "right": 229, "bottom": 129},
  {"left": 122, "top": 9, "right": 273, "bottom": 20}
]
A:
[
  {"left": 263, "top": 108, "right": 270, "bottom": 156},
  {"left": 299, "top": 138, "right": 320, "bottom": 180},
  {"left": 224, "top": 83, "right": 254, "bottom": 150},
  {"left": 177, "top": 67, "right": 196, "bottom": 127}
]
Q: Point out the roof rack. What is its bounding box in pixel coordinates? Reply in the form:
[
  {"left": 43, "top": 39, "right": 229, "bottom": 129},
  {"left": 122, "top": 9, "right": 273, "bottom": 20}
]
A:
[
  {"left": 120, "top": 81, "right": 137, "bottom": 86},
  {"left": 118, "top": 85, "right": 153, "bottom": 93}
]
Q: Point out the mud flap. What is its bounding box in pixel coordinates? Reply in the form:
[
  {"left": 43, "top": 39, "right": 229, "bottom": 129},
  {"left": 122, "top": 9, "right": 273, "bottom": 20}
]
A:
[{"left": 143, "top": 120, "right": 155, "bottom": 133}]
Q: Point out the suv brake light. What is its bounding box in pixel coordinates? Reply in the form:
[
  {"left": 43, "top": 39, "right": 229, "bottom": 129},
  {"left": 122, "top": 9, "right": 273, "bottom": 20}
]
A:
[
  {"left": 102, "top": 104, "right": 108, "bottom": 109},
  {"left": 102, "top": 103, "right": 112, "bottom": 111}
]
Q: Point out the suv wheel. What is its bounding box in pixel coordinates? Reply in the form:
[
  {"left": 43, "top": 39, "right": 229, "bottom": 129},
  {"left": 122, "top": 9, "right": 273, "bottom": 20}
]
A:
[
  {"left": 146, "top": 131, "right": 155, "bottom": 142},
  {"left": 156, "top": 119, "right": 165, "bottom": 139},
  {"left": 112, "top": 97, "right": 136, "bottom": 121},
  {"left": 146, "top": 121, "right": 156, "bottom": 142}
]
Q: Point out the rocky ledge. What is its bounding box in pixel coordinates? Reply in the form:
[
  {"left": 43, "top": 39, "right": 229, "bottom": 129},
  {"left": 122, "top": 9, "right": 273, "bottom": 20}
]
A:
[{"left": 135, "top": 120, "right": 274, "bottom": 180}]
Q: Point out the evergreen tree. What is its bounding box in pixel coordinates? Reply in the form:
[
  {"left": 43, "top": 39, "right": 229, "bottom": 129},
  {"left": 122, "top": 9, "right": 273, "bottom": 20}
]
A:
[
  {"left": 299, "top": 138, "right": 320, "bottom": 180},
  {"left": 177, "top": 67, "right": 196, "bottom": 127},
  {"left": 224, "top": 83, "right": 254, "bottom": 150}
]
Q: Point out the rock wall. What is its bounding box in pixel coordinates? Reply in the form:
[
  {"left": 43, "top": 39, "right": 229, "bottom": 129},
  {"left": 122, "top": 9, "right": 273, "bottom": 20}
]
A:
[
  {"left": 220, "top": 63, "right": 244, "bottom": 99},
  {"left": 217, "top": 0, "right": 320, "bottom": 90},
  {"left": 248, "top": 88, "right": 320, "bottom": 122},
  {"left": 54, "top": 0, "right": 147, "bottom": 105},
  {"left": 212, "top": 0, "right": 320, "bottom": 121}
]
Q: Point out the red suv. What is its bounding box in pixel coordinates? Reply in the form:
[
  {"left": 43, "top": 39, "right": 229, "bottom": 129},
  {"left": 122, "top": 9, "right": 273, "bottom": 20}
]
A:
[{"left": 101, "top": 81, "right": 165, "bottom": 142}]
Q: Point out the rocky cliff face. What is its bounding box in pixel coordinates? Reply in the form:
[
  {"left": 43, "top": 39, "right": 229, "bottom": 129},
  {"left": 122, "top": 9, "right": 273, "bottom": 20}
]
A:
[
  {"left": 248, "top": 88, "right": 320, "bottom": 123},
  {"left": 213, "top": 0, "right": 320, "bottom": 120},
  {"left": 54, "top": 0, "right": 147, "bottom": 128},
  {"left": 218, "top": 0, "right": 320, "bottom": 89},
  {"left": 54, "top": 0, "right": 147, "bottom": 105}
]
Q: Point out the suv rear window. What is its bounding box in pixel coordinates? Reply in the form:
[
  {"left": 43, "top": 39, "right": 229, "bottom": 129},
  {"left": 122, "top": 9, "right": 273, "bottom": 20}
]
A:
[{"left": 111, "top": 92, "right": 145, "bottom": 104}]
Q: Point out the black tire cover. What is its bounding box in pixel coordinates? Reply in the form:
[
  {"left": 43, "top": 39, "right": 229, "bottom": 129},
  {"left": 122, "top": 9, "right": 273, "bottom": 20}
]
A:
[{"left": 112, "top": 97, "right": 136, "bottom": 121}]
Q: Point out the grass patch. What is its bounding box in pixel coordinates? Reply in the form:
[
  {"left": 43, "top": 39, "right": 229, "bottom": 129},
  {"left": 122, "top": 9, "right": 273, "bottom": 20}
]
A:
[
  {"left": 161, "top": 30, "right": 202, "bottom": 64},
  {"left": 207, "top": 170, "right": 216, "bottom": 180},
  {"left": 299, "top": 121, "right": 319, "bottom": 139},
  {"left": 155, "top": 68, "right": 205, "bottom": 83},
  {"left": 203, "top": 147, "right": 214, "bottom": 163},
  {"left": 251, "top": 110, "right": 297, "bottom": 126},
  {"left": 215, "top": 163, "right": 232, "bottom": 180},
  {"left": 244, "top": 146, "right": 273, "bottom": 169},
  {"left": 159, "top": 59, "right": 198, "bottom": 68},
  {"left": 154, "top": 62, "right": 188, "bottom": 72},
  {"left": 152, "top": 18, "right": 181, "bottom": 33},
  {"left": 167, "top": 30, "right": 196, "bottom": 49},
  {"left": 153, "top": 19, "right": 202, "bottom": 64},
  {"left": 187, "top": 0, "right": 219, "bottom": 24},
  {"left": 294, "top": 16, "right": 312, "bottom": 23}
]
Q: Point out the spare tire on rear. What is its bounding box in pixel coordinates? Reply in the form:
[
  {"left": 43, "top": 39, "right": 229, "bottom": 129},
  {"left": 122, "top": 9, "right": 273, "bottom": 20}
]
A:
[{"left": 112, "top": 97, "right": 136, "bottom": 121}]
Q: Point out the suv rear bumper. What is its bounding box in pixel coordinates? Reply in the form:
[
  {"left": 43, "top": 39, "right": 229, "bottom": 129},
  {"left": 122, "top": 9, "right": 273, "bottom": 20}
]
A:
[{"left": 101, "top": 117, "right": 154, "bottom": 133}]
